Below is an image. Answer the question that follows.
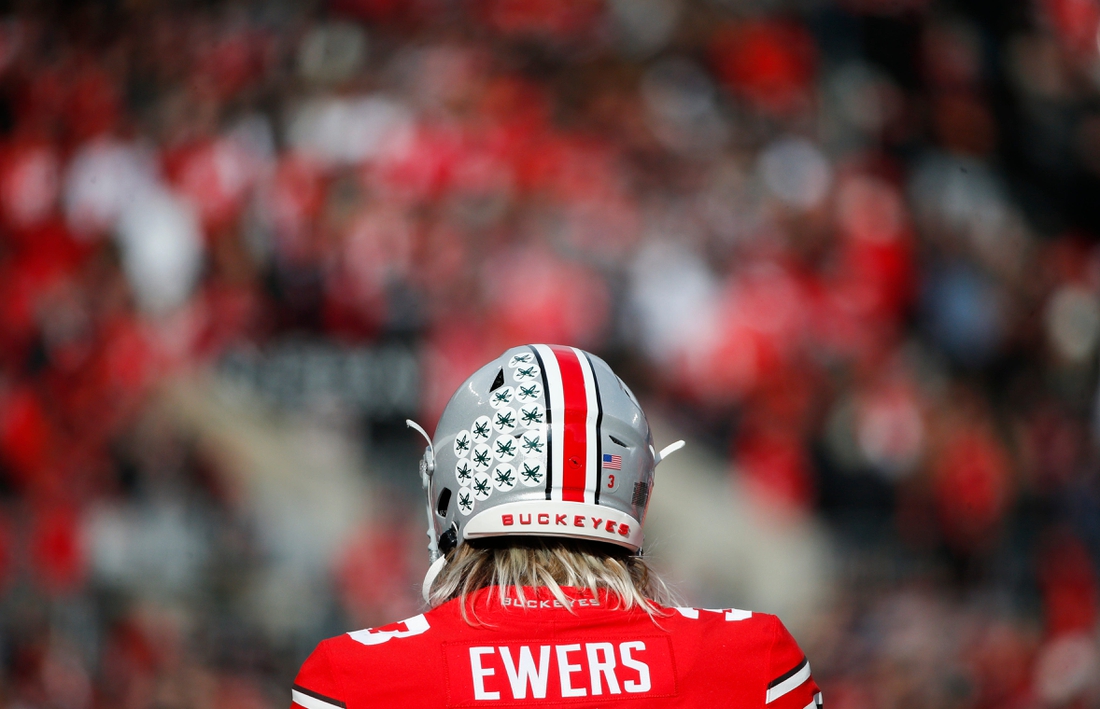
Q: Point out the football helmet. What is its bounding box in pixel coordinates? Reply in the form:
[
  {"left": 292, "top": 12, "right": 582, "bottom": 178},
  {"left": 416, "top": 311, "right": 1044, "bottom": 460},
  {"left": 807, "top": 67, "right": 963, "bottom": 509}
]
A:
[{"left": 408, "top": 344, "right": 683, "bottom": 598}]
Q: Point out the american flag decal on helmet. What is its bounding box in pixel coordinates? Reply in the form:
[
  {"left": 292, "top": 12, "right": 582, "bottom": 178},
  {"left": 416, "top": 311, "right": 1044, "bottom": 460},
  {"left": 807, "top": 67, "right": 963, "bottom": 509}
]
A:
[
  {"left": 602, "top": 453, "right": 622, "bottom": 470},
  {"left": 529, "top": 344, "right": 605, "bottom": 505}
]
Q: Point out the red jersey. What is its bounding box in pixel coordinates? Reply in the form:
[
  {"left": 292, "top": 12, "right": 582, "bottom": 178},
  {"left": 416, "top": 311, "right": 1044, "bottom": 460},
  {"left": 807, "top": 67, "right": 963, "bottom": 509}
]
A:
[{"left": 290, "top": 587, "right": 822, "bottom": 708}]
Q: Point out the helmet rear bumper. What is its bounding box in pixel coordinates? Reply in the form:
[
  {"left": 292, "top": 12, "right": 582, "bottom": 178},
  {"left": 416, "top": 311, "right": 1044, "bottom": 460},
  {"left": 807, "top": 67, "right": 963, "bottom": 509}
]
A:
[{"left": 463, "top": 500, "right": 644, "bottom": 551}]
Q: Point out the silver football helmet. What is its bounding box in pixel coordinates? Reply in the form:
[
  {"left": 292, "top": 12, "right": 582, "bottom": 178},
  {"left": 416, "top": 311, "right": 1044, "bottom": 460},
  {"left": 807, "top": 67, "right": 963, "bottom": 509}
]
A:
[{"left": 408, "top": 344, "right": 684, "bottom": 598}]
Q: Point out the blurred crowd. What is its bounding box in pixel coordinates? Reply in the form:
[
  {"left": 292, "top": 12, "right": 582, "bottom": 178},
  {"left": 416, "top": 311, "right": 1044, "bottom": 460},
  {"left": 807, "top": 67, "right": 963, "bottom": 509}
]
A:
[{"left": 0, "top": 0, "right": 1099, "bottom": 706}]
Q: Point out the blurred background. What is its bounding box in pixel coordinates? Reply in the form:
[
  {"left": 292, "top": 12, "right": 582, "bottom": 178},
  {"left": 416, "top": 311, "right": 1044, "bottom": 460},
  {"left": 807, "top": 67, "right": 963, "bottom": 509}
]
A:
[{"left": 0, "top": 0, "right": 1099, "bottom": 706}]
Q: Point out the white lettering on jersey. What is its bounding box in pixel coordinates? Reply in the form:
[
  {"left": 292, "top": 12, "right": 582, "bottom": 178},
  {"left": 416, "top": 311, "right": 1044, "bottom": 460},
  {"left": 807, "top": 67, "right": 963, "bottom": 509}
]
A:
[
  {"left": 348, "top": 614, "right": 430, "bottom": 646},
  {"left": 501, "top": 596, "right": 601, "bottom": 609},
  {"left": 556, "top": 644, "right": 585, "bottom": 697},
  {"left": 470, "top": 647, "right": 499, "bottom": 700},
  {"left": 586, "top": 642, "right": 621, "bottom": 695},
  {"left": 499, "top": 646, "right": 551, "bottom": 699},
  {"left": 465, "top": 641, "right": 654, "bottom": 700},
  {"left": 620, "top": 642, "right": 651, "bottom": 693},
  {"left": 675, "top": 607, "right": 752, "bottom": 621}
]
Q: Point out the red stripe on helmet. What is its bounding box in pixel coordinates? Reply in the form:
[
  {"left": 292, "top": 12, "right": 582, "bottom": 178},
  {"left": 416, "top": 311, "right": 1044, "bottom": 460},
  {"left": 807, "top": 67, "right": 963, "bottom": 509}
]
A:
[{"left": 549, "top": 345, "right": 589, "bottom": 503}]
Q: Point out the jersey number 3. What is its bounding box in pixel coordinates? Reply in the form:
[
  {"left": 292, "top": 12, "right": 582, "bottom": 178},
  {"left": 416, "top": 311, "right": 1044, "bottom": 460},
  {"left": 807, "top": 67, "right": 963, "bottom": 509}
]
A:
[{"left": 348, "top": 614, "right": 431, "bottom": 646}]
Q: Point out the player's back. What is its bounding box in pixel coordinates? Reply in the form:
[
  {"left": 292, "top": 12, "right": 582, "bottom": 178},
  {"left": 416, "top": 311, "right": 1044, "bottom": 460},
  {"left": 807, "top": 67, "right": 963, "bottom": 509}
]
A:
[{"left": 291, "top": 586, "right": 821, "bottom": 709}]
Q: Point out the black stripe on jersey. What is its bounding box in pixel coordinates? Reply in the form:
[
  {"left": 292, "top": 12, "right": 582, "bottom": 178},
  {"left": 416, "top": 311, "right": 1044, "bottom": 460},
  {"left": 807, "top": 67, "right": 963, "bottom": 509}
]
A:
[
  {"left": 293, "top": 684, "right": 347, "bottom": 708},
  {"left": 767, "top": 657, "right": 808, "bottom": 689},
  {"left": 529, "top": 346, "right": 553, "bottom": 500},
  {"left": 584, "top": 353, "right": 604, "bottom": 505}
]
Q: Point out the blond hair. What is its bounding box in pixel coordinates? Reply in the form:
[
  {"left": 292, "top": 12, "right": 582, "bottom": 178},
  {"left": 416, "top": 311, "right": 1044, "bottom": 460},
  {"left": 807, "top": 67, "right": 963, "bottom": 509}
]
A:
[{"left": 427, "top": 538, "right": 678, "bottom": 622}]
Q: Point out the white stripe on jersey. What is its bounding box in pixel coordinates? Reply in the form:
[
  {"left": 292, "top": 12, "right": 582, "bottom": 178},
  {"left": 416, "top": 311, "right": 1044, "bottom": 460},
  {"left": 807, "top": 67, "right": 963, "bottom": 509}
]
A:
[
  {"left": 292, "top": 690, "right": 343, "bottom": 709},
  {"left": 766, "top": 660, "right": 811, "bottom": 704}
]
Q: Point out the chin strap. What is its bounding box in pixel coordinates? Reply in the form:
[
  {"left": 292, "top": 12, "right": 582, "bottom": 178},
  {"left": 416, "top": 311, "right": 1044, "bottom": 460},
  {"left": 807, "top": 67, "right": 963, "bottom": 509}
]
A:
[{"left": 655, "top": 440, "right": 685, "bottom": 466}]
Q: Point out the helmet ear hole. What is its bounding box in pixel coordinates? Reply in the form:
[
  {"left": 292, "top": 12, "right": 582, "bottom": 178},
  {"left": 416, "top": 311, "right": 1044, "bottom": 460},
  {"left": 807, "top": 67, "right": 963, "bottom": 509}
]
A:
[
  {"left": 438, "top": 525, "right": 458, "bottom": 555},
  {"left": 489, "top": 368, "right": 505, "bottom": 391},
  {"left": 437, "top": 488, "right": 453, "bottom": 517},
  {"left": 608, "top": 435, "right": 629, "bottom": 448}
]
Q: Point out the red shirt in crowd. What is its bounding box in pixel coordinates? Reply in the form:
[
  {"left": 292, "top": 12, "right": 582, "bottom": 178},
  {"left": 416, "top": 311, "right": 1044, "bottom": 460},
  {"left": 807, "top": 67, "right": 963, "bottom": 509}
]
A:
[{"left": 291, "top": 586, "right": 822, "bottom": 708}]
